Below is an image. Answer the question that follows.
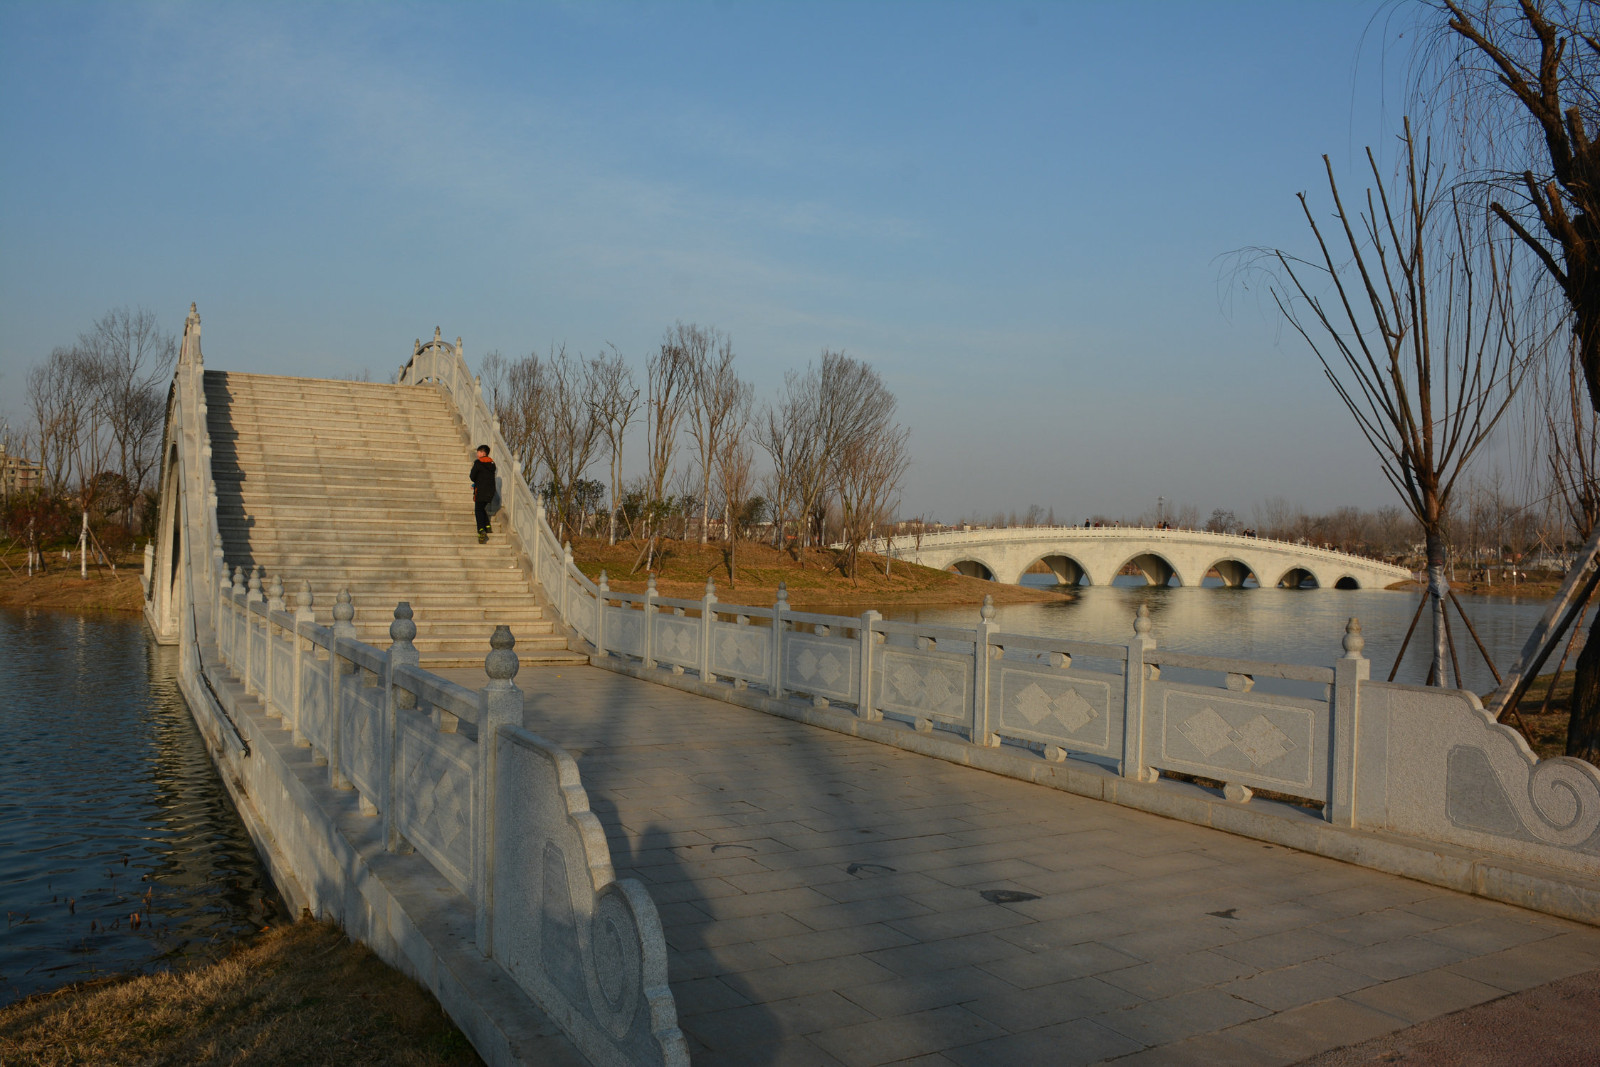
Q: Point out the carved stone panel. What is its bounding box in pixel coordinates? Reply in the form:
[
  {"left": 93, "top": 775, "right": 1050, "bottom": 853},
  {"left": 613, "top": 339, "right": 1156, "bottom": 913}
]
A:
[
  {"left": 711, "top": 622, "right": 769, "bottom": 682},
  {"left": 877, "top": 648, "right": 971, "bottom": 724},
  {"left": 398, "top": 716, "right": 474, "bottom": 895},
  {"left": 996, "top": 664, "right": 1116, "bottom": 753},
  {"left": 1156, "top": 687, "right": 1320, "bottom": 795},
  {"left": 607, "top": 608, "right": 643, "bottom": 656},
  {"left": 299, "top": 657, "right": 331, "bottom": 752},
  {"left": 340, "top": 680, "right": 386, "bottom": 807},
  {"left": 493, "top": 729, "right": 688, "bottom": 1066},
  {"left": 653, "top": 616, "right": 700, "bottom": 669},
  {"left": 782, "top": 634, "right": 859, "bottom": 702}
]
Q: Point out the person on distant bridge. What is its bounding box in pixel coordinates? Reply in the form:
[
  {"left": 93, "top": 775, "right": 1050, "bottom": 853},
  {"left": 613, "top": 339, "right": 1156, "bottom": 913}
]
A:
[{"left": 470, "top": 444, "right": 497, "bottom": 544}]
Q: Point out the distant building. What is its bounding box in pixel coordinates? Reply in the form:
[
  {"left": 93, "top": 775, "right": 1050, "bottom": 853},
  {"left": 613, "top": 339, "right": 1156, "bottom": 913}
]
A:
[{"left": 0, "top": 444, "right": 43, "bottom": 497}]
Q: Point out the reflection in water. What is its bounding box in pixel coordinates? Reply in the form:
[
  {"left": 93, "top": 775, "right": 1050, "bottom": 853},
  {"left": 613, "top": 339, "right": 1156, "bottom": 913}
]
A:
[
  {"left": 0, "top": 608, "right": 279, "bottom": 1006},
  {"left": 856, "top": 576, "right": 1556, "bottom": 696}
]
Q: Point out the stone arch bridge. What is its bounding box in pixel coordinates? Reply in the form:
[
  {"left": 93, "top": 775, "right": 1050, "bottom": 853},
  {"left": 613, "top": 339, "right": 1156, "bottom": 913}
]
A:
[{"left": 866, "top": 526, "right": 1412, "bottom": 590}]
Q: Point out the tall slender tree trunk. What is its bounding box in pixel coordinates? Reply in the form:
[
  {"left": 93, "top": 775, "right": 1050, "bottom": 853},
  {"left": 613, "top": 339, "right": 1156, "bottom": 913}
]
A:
[{"left": 1426, "top": 526, "right": 1450, "bottom": 685}]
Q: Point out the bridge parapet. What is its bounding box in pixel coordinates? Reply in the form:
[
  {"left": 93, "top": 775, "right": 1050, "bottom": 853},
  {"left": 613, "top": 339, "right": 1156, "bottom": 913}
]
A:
[{"left": 536, "top": 555, "right": 1600, "bottom": 921}]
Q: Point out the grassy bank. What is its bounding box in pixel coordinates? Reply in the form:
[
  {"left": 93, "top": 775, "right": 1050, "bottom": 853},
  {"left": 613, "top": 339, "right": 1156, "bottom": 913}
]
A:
[
  {"left": 0, "top": 548, "right": 145, "bottom": 614},
  {"left": 0, "top": 921, "right": 479, "bottom": 1067},
  {"left": 565, "top": 535, "right": 1070, "bottom": 611},
  {"left": 1494, "top": 670, "right": 1576, "bottom": 761},
  {"left": 1390, "top": 575, "right": 1566, "bottom": 599}
]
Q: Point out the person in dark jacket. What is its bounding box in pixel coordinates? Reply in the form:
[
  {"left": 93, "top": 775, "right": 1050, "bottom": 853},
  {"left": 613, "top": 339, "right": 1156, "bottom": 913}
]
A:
[{"left": 470, "top": 445, "right": 497, "bottom": 543}]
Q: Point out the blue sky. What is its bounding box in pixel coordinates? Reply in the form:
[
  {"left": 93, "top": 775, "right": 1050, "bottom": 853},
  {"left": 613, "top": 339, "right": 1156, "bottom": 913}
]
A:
[{"left": 0, "top": 1, "right": 1455, "bottom": 524}]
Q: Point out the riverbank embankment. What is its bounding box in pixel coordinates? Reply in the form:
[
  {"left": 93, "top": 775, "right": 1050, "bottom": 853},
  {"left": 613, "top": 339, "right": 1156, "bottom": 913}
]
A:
[
  {"left": 0, "top": 921, "right": 481, "bottom": 1066},
  {"left": 0, "top": 549, "right": 144, "bottom": 613},
  {"left": 566, "top": 534, "right": 1071, "bottom": 610}
]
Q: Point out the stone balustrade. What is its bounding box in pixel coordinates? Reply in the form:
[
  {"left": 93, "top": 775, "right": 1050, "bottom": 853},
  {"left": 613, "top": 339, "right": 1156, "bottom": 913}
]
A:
[{"left": 210, "top": 570, "right": 688, "bottom": 1066}]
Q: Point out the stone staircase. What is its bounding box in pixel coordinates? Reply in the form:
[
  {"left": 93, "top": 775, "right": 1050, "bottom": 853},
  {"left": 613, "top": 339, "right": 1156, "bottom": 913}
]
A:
[{"left": 205, "top": 371, "right": 583, "bottom": 667}]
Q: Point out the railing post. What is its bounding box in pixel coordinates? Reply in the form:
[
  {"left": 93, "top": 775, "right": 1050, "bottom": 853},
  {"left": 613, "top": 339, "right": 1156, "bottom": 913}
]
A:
[
  {"left": 477, "top": 625, "right": 522, "bottom": 954},
  {"left": 643, "top": 573, "right": 658, "bottom": 669},
  {"left": 291, "top": 582, "right": 314, "bottom": 746},
  {"left": 329, "top": 589, "right": 358, "bottom": 790},
  {"left": 594, "top": 571, "right": 609, "bottom": 659},
  {"left": 264, "top": 576, "right": 285, "bottom": 714},
  {"left": 386, "top": 603, "right": 420, "bottom": 851},
  {"left": 973, "top": 596, "right": 1000, "bottom": 745},
  {"left": 701, "top": 577, "right": 717, "bottom": 682},
  {"left": 858, "top": 609, "right": 882, "bottom": 720},
  {"left": 244, "top": 566, "right": 263, "bottom": 694},
  {"left": 1121, "top": 605, "right": 1157, "bottom": 781},
  {"left": 561, "top": 541, "right": 574, "bottom": 621},
  {"left": 1329, "top": 617, "right": 1369, "bottom": 827},
  {"left": 771, "top": 582, "right": 789, "bottom": 699},
  {"left": 212, "top": 537, "right": 226, "bottom": 645},
  {"left": 228, "top": 566, "right": 245, "bottom": 668}
]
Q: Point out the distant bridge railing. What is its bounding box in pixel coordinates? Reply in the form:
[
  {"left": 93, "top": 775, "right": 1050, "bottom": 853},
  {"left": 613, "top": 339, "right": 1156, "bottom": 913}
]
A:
[{"left": 865, "top": 524, "right": 1413, "bottom": 580}]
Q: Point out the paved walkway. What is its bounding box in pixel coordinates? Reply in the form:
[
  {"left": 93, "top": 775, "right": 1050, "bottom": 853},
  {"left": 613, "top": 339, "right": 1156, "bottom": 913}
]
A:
[{"left": 440, "top": 664, "right": 1600, "bottom": 1067}]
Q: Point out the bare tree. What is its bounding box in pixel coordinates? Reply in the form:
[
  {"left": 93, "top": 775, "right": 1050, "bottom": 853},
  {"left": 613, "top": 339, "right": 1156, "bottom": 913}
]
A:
[
  {"left": 531, "top": 345, "right": 605, "bottom": 537},
  {"left": 1266, "top": 121, "right": 1527, "bottom": 685},
  {"left": 715, "top": 388, "right": 757, "bottom": 585},
  {"left": 684, "top": 327, "right": 748, "bottom": 544},
  {"left": 837, "top": 413, "right": 910, "bottom": 579},
  {"left": 78, "top": 307, "right": 175, "bottom": 528},
  {"left": 759, "top": 370, "right": 817, "bottom": 551},
  {"left": 644, "top": 324, "right": 697, "bottom": 542},
  {"left": 591, "top": 344, "right": 640, "bottom": 546},
  {"left": 1545, "top": 338, "right": 1600, "bottom": 540}
]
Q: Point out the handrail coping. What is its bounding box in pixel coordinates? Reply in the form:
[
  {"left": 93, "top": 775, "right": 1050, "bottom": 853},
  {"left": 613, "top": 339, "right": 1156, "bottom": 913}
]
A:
[
  {"left": 1145, "top": 649, "right": 1335, "bottom": 684},
  {"left": 393, "top": 664, "right": 482, "bottom": 725}
]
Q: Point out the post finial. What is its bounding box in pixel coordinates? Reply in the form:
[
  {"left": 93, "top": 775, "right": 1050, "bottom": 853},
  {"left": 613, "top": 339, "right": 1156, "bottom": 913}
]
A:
[
  {"left": 776, "top": 581, "right": 789, "bottom": 610},
  {"left": 434, "top": 326, "right": 442, "bottom": 343},
  {"left": 334, "top": 589, "right": 354, "bottom": 622},
  {"left": 981, "top": 594, "right": 995, "bottom": 622},
  {"left": 1342, "top": 616, "right": 1365, "bottom": 658},
  {"left": 705, "top": 576, "right": 716, "bottom": 599},
  {"left": 247, "top": 565, "right": 262, "bottom": 602},
  {"left": 390, "top": 602, "right": 417, "bottom": 648},
  {"left": 598, "top": 569, "right": 610, "bottom": 593},
  {"left": 486, "top": 625, "right": 519, "bottom": 684},
  {"left": 296, "top": 580, "right": 315, "bottom": 621},
  {"left": 1133, "top": 603, "right": 1153, "bottom": 637},
  {"left": 646, "top": 572, "right": 658, "bottom": 596},
  {"left": 232, "top": 565, "right": 245, "bottom": 595},
  {"left": 267, "top": 575, "right": 285, "bottom": 611}
]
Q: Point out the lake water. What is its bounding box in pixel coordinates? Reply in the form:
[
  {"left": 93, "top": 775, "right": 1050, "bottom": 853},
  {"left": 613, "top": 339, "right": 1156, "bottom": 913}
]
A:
[
  {"left": 0, "top": 608, "right": 279, "bottom": 1006},
  {"left": 862, "top": 576, "right": 1562, "bottom": 697}
]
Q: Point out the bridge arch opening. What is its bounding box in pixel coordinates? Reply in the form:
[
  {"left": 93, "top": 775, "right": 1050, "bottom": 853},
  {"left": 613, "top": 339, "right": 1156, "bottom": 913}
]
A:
[
  {"left": 1334, "top": 575, "right": 1361, "bottom": 589},
  {"left": 1119, "top": 552, "right": 1180, "bottom": 587},
  {"left": 1278, "top": 567, "right": 1320, "bottom": 589},
  {"left": 1206, "top": 559, "right": 1259, "bottom": 589},
  {"left": 1025, "top": 554, "right": 1088, "bottom": 587},
  {"left": 949, "top": 559, "right": 995, "bottom": 581}
]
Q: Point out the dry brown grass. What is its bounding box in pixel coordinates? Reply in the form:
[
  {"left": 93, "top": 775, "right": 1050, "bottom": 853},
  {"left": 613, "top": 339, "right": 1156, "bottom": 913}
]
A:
[
  {"left": 0, "top": 921, "right": 480, "bottom": 1067},
  {"left": 0, "top": 548, "right": 145, "bottom": 614},
  {"left": 567, "top": 535, "right": 1069, "bottom": 611},
  {"left": 1499, "top": 670, "right": 1576, "bottom": 761}
]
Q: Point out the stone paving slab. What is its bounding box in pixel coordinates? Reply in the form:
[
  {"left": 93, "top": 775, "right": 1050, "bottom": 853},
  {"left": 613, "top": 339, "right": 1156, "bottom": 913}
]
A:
[{"left": 441, "top": 664, "right": 1600, "bottom": 1066}]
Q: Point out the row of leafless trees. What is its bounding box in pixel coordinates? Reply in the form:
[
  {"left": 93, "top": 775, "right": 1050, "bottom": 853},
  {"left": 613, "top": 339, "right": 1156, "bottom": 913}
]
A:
[
  {"left": 12, "top": 307, "right": 175, "bottom": 538},
  {"left": 478, "top": 322, "right": 910, "bottom": 579}
]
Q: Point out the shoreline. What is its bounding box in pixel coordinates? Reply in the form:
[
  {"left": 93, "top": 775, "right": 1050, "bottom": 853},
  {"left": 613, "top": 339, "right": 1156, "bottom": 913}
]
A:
[{"left": 0, "top": 555, "right": 145, "bottom": 615}]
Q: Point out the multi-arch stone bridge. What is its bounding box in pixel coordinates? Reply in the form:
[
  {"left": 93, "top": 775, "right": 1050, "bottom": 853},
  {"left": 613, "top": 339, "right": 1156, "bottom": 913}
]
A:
[{"left": 868, "top": 525, "right": 1413, "bottom": 590}]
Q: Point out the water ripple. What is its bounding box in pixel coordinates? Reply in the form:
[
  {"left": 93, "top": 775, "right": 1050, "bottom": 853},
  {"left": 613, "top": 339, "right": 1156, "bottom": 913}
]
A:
[{"left": 0, "top": 608, "right": 280, "bottom": 1005}]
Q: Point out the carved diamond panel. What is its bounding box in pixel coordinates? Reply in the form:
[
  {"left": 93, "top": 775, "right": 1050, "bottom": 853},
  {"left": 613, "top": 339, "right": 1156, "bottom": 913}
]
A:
[
  {"left": 607, "top": 609, "right": 642, "bottom": 655},
  {"left": 1159, "top": 689, "right": 1318, "bottom": 791},
  {"left": 399, "top": 718, "right": 474, "bottom": 894},
  {"left": 996, "top": 666, "right": 1115, "bottom": 751},
  {"left": 299, "top": 659, "right": 331, "bottom": 752},
  {"left": 712, "top": 624, "right": 768, "bottom": 680},
  {"left": 783, "top": 635, "right": 858, "bottom": 700},
  {"left": 340, "top": 681, "right": 385, "bottom": 804},
  {"left": 878, "top": 648, "right": 971, "bottom": 722},
  {"left": 654, "top": 617, "right": 699, "bottom": 667}
]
